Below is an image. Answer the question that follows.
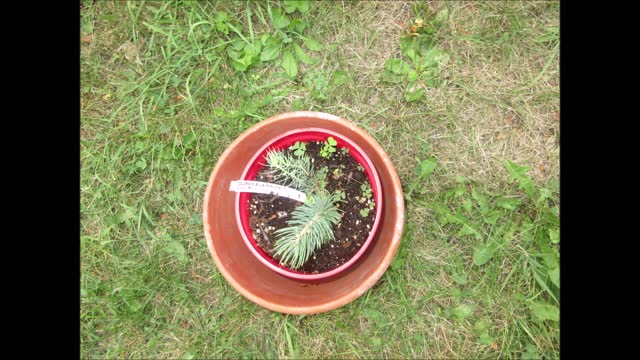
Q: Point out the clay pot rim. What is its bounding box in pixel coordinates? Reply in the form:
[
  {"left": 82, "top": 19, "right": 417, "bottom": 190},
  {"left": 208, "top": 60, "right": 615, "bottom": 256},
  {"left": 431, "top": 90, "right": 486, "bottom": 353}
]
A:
[
  {"left": 203, "top": 111, "right": 405, "bottom": 314},
  {"left": 235, "top": 127, "right": 384, "bottom": 280}
]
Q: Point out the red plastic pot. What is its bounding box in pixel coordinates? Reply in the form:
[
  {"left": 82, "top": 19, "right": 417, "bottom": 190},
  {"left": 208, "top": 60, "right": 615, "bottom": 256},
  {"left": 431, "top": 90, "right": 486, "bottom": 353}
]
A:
[
  {"left": 236, "top": 128, "right": 383, "bottom": 281},
  {"left": 203, "top": 112, "right": 404, "bottom": 314}
]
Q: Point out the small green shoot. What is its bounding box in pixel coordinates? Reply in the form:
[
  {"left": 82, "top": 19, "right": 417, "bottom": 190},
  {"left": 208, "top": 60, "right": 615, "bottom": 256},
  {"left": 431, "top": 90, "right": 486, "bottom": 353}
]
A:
[
  {"left": 314, "top": 166, "right": 329, "bottom": 190},
  {"left": 405, "top": 157, "right": 437, "bottom": 200},
  {"left": 303, "top": 69, "right": 330, "bottom": 100},
  {"left": 358, "top": 182, "right": 375, "bottom": 217},
  {"left": 320, "top": 137, "right": 337, "bottom": 159},
  {"left": 289, "top": 141, "right": 306, "bottom": 156},
  {"left": 361, "top": 182, "right": 373, "bottom": 200}
]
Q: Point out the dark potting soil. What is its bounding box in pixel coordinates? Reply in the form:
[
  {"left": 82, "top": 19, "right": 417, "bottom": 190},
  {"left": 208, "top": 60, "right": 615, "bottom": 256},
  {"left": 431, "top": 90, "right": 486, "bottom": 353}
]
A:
[{"left": 248, "top": 142, "right": 376, "bottom": 273}]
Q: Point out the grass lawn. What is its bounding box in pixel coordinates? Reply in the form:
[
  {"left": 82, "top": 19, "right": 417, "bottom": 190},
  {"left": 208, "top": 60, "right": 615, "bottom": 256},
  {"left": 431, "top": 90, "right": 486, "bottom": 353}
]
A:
[{"left": 81, "top": 1, "right": 559, "bottom": 358}]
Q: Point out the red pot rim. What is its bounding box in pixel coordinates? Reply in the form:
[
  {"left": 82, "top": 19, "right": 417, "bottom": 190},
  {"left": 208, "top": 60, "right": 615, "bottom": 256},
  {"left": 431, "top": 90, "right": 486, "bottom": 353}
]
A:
[{"left": 235, "top": 128, "right": 383, "bottom": 280}]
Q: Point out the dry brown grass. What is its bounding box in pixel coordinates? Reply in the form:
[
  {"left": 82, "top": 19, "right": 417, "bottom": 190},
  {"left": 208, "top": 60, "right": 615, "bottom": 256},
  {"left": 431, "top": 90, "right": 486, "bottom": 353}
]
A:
[{"left": 316, "top": 1, "right": 559, "bottom": 192}]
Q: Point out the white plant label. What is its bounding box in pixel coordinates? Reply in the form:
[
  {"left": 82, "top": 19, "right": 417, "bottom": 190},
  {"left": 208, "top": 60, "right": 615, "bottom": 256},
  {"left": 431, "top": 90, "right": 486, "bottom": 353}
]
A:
[{"left": 229, "top": 180, "right": 306, "bottom": 202}]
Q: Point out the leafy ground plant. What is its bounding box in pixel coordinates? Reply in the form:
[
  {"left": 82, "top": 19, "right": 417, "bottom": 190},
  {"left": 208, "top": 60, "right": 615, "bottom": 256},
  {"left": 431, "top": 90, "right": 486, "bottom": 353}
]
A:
[
  {"left": 226, "top": 1, "right": 323, "bottom": 77},
  {"left": 384, "top": 8, "right": 451, "bottom": 101}
]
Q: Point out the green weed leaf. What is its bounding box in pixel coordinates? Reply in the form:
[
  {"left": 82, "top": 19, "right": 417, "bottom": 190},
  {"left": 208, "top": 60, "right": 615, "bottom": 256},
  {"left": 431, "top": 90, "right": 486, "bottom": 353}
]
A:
[
  {"left": 164, "top": 240, "right": 188, "bottom": 264},
  {"left": 282, "top": 49, "right": 298, "bottom": 78},
  {"left": 230, "top": 56, "right": 252, "bottom": 71},
  {"left": 521, "top": 344, "right": 541, "bottom": 360},
  {"left": 548, "top": 228, "right": 559, "bottom": 244},
  {"left": 504, "top": 160, "right": 535, "bottom": 198},
  {"left": 473, "top": 239, "right": 499, "bottom": 266},
  {"left": 214, "top": 12, "right": 229, "bottom": 34},
  {"left": 401, "top": 36, "right": 436, "bottom": 62},
  {"left": 419, "top": 48, "right": 449, "bottom": 72},
  {"left": 226, "top": 48, "right": 242, "bottom": 60},
  {"left": 260, "top": 37, "right": 281, "bottom": 62},
  {"left": 228, "top": 43, "right": 261, "bottom": 72},
  {"left": 496, "top": 197, "right": 521, "bottom": 211},
  {"left": 293, "top": 42, "right": 314, "bottom": 64},
  {"left": 135, "top": 158, "right": 147, "bottom": 170},
  {"left": 303, "top": 37, "right": 322, "bottom": 51},
  {"left": 462, "top": 198, "right": 473, "bottom": 213},
  {"left": 404, "top": 80, "right": 424, "bottom": 102},
  {"left": 245, "top": 42, "right": 262, "bottom": 57},
  {"left": 272, "top": 8, "right": 290, "bottom": 29},
  {"left": 332, "top": 70, "right": 350, "bottom": 86},
  {"left": 230, "top": 38, "right": 245, "bottom": 50},
  {"left": 474, "top": 318, "right": 491, "bottom": 335},
  {"left": 472, "top": 188, "right": 490, "bottom": 216},
  {"left": 478, "top": 333, "right": 493, "bottom": 345},
  {"left": 451, "top": 304, "right": 475, "bottom": 320},
  {"left": 537, "top": 187, "right": 553, "bottom": 205},
  {"left": 548, "top": 267, "right": 559, "bottom": 288},
  {"left": 529, "top": 302, "right": 559, "bottom": 322},
  {"left": 182, "top": 131, "right": 195, "bottom": 148},
  {"left": 385, "top": 59, "right": 411, "bottom": 75},
  {"left": 284, "top": 0, "right": 310, "bottom": 14},
  {"left": 418, "top": 158, "right": 437, "bottom": 179},
  {"left": 400, "top": 37, "right": 417, "bottom": 61},
  {"left": 459, "top": 223, "right": 480, "bottom": 238},
  {"left": 532, "top": 263, "right": 559, "bottom": 304},
  {"left": 452, "top": 271, "right": 468, "bottom": 285},
  {"left": 287, "top": 18, "right": 307, "bottom": 34}
]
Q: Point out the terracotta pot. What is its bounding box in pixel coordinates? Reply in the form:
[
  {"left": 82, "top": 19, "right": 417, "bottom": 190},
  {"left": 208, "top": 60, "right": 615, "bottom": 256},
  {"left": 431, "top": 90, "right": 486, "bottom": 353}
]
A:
[
  {"left": 203, "top": 112, "right": 404, "bottom": 314},
  {"left": 236, "top": 128, "right": 383, "bottom": 280}
]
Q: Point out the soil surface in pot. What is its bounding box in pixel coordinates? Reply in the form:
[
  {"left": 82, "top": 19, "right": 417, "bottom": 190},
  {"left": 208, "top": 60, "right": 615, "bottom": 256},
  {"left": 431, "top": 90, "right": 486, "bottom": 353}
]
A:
[{"left": 248, "top": 142, "right": 376, "bottom": 273}]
